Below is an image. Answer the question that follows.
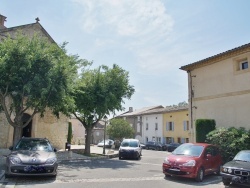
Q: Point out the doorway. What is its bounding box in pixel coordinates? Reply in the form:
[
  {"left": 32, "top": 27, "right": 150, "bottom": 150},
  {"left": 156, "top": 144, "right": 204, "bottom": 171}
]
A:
[{"left": 22, "top": 113, "right": 32, "bottom": 137}]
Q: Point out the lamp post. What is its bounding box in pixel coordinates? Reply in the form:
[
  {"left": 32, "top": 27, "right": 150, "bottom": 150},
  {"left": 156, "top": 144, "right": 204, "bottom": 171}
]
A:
[{"left": 103, "top": 115, "right": 107, "bottom": 155}]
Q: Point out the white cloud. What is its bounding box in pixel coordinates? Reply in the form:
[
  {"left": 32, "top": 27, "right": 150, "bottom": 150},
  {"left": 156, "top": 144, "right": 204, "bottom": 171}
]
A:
[{"left": 71, "top": 0, "right": 175, "bottom": 74}]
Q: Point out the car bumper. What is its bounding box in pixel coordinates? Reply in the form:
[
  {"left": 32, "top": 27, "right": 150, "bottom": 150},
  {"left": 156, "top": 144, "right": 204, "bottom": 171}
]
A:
[
  {"left": 5, "top": 163, "right": 58, "bottom": 176},
  {"left": 119, "top": 150, "right": 139, "bottom": 159},
  {"left": 221, "top": 172, "right": 250, "bottom": 184},
  {"left": 162, "top": 164, "right": 197, "bottom": 178}
]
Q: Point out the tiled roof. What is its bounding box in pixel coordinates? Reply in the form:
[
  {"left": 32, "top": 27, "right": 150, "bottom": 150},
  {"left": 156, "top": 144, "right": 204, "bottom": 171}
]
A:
[
  {"left": 139, "top": 105, "right": 188, "bottom": 115},
  {"left": 117, "top": 105, "right": 164, "bottom": 117},
  {"left": 117, "top": 105, "right": 188, "bottom": 117},
  {"left": 180, "top": 42, "right": 250, "bottom": 71}
]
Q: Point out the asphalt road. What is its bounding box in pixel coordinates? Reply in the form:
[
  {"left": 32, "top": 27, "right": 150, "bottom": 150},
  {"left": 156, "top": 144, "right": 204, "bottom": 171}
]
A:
[{"left": 0, "top": 149, "right": 247, "bottom": 188}]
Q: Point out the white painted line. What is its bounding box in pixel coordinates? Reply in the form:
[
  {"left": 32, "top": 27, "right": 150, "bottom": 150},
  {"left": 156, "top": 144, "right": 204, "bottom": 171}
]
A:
[{"left": 5, "top": 182, "right": 16, "bottom": 188}]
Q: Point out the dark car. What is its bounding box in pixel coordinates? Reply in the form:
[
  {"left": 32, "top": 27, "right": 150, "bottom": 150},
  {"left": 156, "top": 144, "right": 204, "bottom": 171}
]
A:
[
  {"left": 145, "top": 141, "right": 167, "bottom": 151},
  {"left": 166, "top": 143, "right": 181, "bottom": 152},
  {"left": 119, "top": 139, "right": 142, "bottom": 160},
  {"left": 5, "top": 137, "right": 58, "bottom": 178},
  {"left": 221, "top": 150, "right": 250, "bottom": 186},
  {"left": 162, "top": 143, "right": 222, "bottom": 182}
]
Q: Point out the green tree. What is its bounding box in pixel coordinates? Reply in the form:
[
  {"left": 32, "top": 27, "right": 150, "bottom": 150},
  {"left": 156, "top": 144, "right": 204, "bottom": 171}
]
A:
[
  {"left": 107, "top": 118, "right": 134, "bottom": 142},
  {"left": 0, "top": 33, "right": 83, "bottom": 145},
  {"left": 72, "top": 64, "right": 135, "bottom": 155}
]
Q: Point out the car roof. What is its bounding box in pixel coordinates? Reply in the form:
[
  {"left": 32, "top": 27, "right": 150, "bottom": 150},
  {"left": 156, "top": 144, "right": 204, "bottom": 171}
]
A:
[{"left": 122, "top": 139, "right": 139, "bottom": 142}]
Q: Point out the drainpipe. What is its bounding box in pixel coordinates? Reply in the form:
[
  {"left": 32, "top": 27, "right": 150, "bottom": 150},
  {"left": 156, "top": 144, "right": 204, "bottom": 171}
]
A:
[{"left": 188, "top": 70, "right": 196, "bottom": 142}]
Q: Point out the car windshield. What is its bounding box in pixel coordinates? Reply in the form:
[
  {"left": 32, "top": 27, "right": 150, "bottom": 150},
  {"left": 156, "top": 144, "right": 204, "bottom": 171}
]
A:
[
  {"left": 233, "top": 151, "right": 250, "bottom": 162},
  {"left": 172, "top": 144, "right": 204, "bottom": 157},
  {"left": 121, "top": 140, "right": 138, "bottom": 147},
  {"left": 15, "top": 139, "right": 53, "bottom": 152}
]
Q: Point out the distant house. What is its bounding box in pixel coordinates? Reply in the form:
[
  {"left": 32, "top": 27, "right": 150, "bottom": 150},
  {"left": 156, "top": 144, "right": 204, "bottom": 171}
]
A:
[
  {"left": 180, "top": 43, "right": 250, "bottom": 142},
  {"left": 0, "top": 14, "right": 67, "bottom": 149},
  {"left": 116, "top": 106, "right": 164, "bottom": 143},
  {"left": 139, "top": 105, "right": 189, "bottom": 144}
]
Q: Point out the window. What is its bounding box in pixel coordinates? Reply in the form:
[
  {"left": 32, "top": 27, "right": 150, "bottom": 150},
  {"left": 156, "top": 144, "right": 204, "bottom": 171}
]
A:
[
  {"left": 166, "top": 122, "right": 174, "bottom": 131},
  {"left": 183, "top": 121, "right": 189, "bottom": 131},
  {"left": 241, "top": 61, "right": 248, "bottom": 70},
  {"left": 146, "top": 123, "right": 148, "bottom": 130},
  {"left": 166, "top": 137, "right": 174, "bottom": 144},
  {"left": 155, "top": 123, "right": 158, "bottom": 130},
  {"left": 186, "top": 138, "right": 189, "bottom": 143},
  {"left": 157, "top": 137, "right": 161, "bottom": 142},
  {"left": 137, "top": 123, "right": 140, "bottom": 132}
]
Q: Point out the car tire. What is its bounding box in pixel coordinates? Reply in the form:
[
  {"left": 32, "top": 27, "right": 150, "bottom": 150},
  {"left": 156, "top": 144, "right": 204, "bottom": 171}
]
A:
[
  {"left": 195, "top": 167, "right": 204, "bottom": 182},
  {"left": 222, "top": 177, "right": 231, "bottom": 186}
]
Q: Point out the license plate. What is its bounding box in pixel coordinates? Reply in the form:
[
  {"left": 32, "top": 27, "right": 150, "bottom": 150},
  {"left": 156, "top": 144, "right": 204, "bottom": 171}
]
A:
[{"left": 24, "top": 165, "right": 45, "bottom": 172}]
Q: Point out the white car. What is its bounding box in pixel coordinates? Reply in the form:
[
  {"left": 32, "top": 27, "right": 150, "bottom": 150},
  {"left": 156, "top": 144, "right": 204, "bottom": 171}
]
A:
[
  {"left": 119, "top": 139, "right": 142, "bottom": 160},
  {"left": 97, "top": 139, "right": 114, "bottom": 148}
]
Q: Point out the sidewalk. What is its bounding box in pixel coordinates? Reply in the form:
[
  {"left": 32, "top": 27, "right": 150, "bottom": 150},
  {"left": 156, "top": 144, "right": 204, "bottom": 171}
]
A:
[{"left": 0, "top": 145, "right": 118, "bottom": 180}]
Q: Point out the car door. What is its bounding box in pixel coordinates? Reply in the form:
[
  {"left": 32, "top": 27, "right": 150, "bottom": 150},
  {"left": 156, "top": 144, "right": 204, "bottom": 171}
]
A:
[{"left": 202, "top": 146, "right": 214, "bottom": 174}]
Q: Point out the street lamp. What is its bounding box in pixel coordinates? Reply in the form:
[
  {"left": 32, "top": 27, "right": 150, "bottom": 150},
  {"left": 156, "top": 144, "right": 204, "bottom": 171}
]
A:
[{"left": 103, "top": 115, "right": 108, "bottom": 155}]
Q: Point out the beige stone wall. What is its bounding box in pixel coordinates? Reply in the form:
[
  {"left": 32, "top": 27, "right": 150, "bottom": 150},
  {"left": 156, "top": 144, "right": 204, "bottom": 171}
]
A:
[
  {"left": 190, "top": 51, "right": 250, "bottom": 138},
  {"left": 0, "top": 112, "right": 10, "bottom": 148}
]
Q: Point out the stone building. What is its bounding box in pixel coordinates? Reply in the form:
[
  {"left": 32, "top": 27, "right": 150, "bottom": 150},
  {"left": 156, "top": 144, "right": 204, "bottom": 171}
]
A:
[{"left": 0, "top": 14, "right": 68, "bottom": 149}]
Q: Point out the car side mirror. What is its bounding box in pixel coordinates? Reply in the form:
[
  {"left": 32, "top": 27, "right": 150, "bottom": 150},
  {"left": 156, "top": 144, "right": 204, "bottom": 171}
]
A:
[{"left": 9, "top": 146, "right": 13, "bottom": 151}]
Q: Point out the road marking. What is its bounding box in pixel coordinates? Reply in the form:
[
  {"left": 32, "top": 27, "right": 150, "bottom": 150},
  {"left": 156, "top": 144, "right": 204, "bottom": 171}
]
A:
[
  {"left": 55, "top": 177, "right": 164, "bottom": 183},
  {"left": 5, "top": 182, "right": 16, "bottom": 188}
]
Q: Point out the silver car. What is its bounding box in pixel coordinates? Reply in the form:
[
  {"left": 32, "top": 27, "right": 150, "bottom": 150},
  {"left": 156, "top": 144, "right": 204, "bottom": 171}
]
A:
[{"left": 5, "top": 137, "right": 58, "bottom": 177}]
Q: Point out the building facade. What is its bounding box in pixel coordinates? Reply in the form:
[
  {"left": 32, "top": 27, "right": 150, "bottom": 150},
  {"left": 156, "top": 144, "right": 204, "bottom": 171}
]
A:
[{"left": 180, "top": 43, "right": 250, "bottom": 142}]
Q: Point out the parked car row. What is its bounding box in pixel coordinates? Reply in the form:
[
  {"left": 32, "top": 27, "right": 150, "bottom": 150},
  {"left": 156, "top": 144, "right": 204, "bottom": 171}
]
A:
[
  {"left": 144, "top": 141, "right": 181, "bottom": 152},
  {"left": 161, "top": 142, "right": 250, "bottom": 186}
]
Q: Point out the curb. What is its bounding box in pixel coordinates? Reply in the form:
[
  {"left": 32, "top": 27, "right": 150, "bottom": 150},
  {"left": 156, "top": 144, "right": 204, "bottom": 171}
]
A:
[{"left": 58, "top": 153, "right": 118, "bottom": 162}]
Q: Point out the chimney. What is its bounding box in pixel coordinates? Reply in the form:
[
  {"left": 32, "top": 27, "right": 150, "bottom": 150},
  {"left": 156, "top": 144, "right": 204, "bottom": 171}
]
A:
[
  {"left": 129, "top": 107, "right": 133, "bottom": 112},
  {"left": 0, "top": 14, "right": 7, "bottom": 29}
]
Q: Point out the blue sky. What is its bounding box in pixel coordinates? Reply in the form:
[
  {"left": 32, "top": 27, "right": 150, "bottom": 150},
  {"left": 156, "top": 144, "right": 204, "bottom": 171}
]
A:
[{"left": 1, "top": 0, "right": 250, "bottom": 114}]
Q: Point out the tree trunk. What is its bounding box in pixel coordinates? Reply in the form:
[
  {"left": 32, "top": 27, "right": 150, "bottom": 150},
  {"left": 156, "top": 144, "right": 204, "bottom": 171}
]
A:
[
  {"left": 13, "top": 126, "right": 23, "bottom": 146},
  {"left": 84, "top": 128, "right": 92, "bottom": 155}
]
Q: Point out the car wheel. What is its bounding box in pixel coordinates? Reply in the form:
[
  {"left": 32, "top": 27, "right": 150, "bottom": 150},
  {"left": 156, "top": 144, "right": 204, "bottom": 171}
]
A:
[
  {"left": 195, "top": 167, "right": 204, "bottom": 182},
  {"left": 222, "top": 177, "right": 231, "bottom": 186}
]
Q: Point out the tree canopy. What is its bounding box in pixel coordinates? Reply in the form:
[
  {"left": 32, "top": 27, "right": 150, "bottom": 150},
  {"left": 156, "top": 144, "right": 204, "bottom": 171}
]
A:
[
  {"left": 0, "top": 33, "right": 85, "bottom": 145},
  {"left": 107, "top": 118, "right": 134, "bottom": 142},
  {"left": 72, "top": 64, "right": 135, "bottom": 155}
]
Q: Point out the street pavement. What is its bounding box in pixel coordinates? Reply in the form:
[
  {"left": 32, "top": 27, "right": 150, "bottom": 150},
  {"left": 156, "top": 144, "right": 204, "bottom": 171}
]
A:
[{"left": 0, "top": 145, "right": 118, "bottom": 180}]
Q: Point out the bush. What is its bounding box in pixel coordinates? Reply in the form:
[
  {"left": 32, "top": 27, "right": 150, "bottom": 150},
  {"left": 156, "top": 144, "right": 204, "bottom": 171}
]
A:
[
  {"left": 206, "top": 127, "right": 250, "bottom": 163},
  {"left": 195, "top": 119, "right": 216, "bottom": 143},
  {"left": 67, "top": 122, "right": 73, "bottom": 144}
]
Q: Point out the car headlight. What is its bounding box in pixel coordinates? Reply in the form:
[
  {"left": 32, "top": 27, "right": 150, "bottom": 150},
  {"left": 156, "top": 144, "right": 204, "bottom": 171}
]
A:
[
  {"left": 221, "top": 167, "right": 229, "bottom": 173},
  {"left": 182, "top": 160, "right": 196, "bottom": 167},
  {"left": 9, "top": 156, "right": 22, "bottom": 164},
  {"left": 45, "top": 157, "right": 57, "bottom": 164},
  {"left": 163, "top": 157, "right": 170, "bottom": 165}
]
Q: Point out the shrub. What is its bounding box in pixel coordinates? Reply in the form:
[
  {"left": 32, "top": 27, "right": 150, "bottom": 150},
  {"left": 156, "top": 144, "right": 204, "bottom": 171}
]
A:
[
  {"left": 206, "top": 127, "right": 250, "bottom": 163},
  {"left": 67, "top": 122, "right": 73, "bottom": 144},
  {"left": 195, "top": 119, "right": 216, "bottom": 143}
]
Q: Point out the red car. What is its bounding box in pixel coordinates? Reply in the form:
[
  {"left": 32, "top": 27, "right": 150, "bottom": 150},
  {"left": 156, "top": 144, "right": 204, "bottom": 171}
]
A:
[{"left": 162, "top": 143, "right": 222, "bottom": 182}]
